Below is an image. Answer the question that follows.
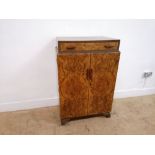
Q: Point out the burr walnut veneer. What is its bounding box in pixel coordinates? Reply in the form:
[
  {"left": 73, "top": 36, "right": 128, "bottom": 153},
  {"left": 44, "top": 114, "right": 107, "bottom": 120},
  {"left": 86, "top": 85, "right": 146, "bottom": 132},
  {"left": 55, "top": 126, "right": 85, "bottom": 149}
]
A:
[{"left": 56, "top": 37, "right": 120, "bottom": 125}]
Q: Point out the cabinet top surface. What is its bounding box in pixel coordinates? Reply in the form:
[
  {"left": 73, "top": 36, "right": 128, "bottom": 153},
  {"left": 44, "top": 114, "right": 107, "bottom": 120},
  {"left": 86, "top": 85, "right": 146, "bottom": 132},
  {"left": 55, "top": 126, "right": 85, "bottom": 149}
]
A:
[{"left": 56, "top": 36, "right": 119, "bottom": 42}]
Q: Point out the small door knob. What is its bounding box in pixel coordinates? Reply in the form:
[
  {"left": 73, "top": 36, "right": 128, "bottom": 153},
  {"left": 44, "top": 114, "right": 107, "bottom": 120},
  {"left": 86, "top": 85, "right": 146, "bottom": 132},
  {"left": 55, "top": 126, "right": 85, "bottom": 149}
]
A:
[
  {"left": 89, "top": 68, "right": 93, "bottom": 80},
  {"left": 86, "top": 68, "right": 93, "bottom": 81}
]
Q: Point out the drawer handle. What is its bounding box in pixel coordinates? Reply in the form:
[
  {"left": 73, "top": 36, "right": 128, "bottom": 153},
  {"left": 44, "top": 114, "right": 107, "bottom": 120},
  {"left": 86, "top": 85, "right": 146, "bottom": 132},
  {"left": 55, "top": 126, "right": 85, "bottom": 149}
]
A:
[
  {"left": 66, "top": 46, "right": 76, "bottom": 50},
  {"left": 104, "top": 45, "right": 114, "bottom": 49}
]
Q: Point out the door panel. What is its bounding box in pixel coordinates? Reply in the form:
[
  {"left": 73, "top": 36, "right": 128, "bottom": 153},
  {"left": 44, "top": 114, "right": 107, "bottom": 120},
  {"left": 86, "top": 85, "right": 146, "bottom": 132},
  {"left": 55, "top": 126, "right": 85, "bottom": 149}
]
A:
[
  {"left": 88, "top": 52, "right": 120, "bottom": 115},
  {"left": 57, "top": 53, "right": 90, "bottom": 118}
]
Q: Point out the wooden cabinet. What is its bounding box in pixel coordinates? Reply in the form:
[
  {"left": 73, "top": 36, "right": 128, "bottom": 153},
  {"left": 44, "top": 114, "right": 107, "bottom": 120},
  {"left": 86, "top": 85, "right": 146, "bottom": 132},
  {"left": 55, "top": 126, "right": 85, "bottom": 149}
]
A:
[{"left": 56, "top": 37, "right": 120, "bottom": 125}]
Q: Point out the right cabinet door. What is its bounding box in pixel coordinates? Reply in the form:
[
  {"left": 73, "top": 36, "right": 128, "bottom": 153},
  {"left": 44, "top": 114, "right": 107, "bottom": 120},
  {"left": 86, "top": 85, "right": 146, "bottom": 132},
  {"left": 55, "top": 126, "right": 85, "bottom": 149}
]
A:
[{"left": 88, "top": 52, "right": 120, "bottom": 115}]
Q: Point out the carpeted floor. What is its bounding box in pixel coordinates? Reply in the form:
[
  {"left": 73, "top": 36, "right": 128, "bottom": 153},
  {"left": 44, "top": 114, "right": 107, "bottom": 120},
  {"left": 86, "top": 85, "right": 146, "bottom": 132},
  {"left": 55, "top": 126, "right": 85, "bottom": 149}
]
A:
[{"left": 0, "top": 95, "right": 155, "bottom": 135}]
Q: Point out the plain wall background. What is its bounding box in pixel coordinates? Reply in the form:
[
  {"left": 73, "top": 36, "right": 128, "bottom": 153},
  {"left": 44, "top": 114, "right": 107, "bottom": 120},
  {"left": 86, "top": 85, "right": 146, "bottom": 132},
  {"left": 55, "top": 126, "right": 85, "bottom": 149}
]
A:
[{"left": 0, "top": 20, "right": 155, "bottom": 111}]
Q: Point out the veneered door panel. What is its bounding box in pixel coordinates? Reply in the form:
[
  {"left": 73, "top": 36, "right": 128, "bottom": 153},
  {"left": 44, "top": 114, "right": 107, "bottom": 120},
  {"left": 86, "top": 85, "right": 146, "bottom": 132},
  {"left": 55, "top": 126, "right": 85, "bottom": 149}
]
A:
[
  {"left": 88, "top": 52, "right": 120, "bottom": 115},
  {"left": 57, "top": 53, "right": 90, "bottom": 118}
]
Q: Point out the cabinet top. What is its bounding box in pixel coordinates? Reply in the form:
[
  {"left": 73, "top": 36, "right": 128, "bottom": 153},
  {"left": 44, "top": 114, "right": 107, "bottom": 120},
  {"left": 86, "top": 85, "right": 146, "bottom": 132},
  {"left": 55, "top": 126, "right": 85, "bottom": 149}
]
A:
[{"left": 56, "top": 36, "right": 119, "bottom": 42}]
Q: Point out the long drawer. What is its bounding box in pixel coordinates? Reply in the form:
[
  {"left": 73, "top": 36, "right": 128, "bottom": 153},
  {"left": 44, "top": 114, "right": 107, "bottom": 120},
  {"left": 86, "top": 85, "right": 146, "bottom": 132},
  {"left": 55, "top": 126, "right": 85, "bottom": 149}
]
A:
[{"left": 58, "top": 41, "right": 120, "bottom": 52}]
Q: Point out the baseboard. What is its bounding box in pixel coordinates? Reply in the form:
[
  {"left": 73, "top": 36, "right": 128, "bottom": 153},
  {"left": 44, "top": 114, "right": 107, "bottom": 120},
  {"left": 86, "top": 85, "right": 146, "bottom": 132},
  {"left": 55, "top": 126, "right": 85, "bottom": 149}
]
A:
[
  {"left": 0, "top": 97, "right": 59, "bottom": 112},
  {"left": 0, "top": 87, "right": 155, "bottom": 112},
  {"left": 114, "top": 87, "right": 155, "bottom": 98}
]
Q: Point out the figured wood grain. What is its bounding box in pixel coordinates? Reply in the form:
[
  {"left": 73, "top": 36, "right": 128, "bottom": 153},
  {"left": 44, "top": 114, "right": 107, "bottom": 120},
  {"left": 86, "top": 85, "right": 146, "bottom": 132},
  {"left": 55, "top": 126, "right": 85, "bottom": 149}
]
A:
[
  {"left": 59, "top": 41, "right": 119, "bottom": 52},
  {"left": 57, "top": 38, "right": 120, "bottom": 124},
  {"left": 88, "top": 52, "right": 120, "bottom": 115},
  {"left": 57, "top": 53, "right": 90, "bottom": 119}
]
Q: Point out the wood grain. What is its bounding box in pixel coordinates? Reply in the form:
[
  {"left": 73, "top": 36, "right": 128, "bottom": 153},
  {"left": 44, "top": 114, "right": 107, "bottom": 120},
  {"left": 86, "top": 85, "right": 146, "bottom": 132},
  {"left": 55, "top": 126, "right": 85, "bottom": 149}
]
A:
[
  {"left": 57, "top": 38, "right": 120, "bottom": 124},
  {"left": 59, "top": 41, "right": 119, "bottom": 52},
  {"left": 88, "top": 52, "right": 120, "bottom": 115},
  {"left": 57, "top": 53, "right": 90, "bottom": 119}
]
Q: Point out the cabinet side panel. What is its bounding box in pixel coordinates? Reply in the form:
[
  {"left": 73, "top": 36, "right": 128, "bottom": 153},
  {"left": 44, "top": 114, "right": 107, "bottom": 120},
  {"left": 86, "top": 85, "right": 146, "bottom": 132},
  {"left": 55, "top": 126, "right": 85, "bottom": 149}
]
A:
[
  {"left": 88, "top": 52, "right": 120, "bottom": 115},
  {"left": 57, "top": 54, "right": 90, "bottom": 119}
]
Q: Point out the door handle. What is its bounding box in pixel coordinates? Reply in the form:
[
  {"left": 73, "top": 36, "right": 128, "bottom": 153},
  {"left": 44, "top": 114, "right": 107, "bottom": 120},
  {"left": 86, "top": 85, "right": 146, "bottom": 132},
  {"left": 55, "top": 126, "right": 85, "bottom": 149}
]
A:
[
  {"left": 86, "top": 68, "right": 93, "bottom": 81},
  {"left": 86, "top": 69, "right": 90, "bottom": 80},
  {"left": 89, "top": 68, "right": 93, "bottom": 80}
]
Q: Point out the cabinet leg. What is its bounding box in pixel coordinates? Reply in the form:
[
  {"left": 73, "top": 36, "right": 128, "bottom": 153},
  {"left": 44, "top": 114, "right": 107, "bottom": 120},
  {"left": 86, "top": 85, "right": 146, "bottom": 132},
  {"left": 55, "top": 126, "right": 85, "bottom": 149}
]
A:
[
  {"left": 61, "top": 118, "right": 70, "bottom": 125},
  {"left": 103, "top": 112, "right": 111, "bottom": 118}
]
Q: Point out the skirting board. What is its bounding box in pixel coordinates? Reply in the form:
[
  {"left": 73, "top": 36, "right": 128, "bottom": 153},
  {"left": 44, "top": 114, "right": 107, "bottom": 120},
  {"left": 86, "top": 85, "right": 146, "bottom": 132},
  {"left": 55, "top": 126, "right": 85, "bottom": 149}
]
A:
[
  {"left": 114, "top": 87, "right": 155, "bottom": 98},
  {"left": 0, "top": 98, "right": 59, "bottom": 112},
  {"left": 0, "top": 87, "right": 155, "bottom": 112}
]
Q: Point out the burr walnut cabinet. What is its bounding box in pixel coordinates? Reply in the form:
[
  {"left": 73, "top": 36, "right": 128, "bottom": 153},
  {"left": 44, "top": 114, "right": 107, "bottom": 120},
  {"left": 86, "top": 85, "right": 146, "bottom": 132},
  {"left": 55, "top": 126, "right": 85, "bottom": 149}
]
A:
[{"left": 56, "top": 37, "right": 120, "bottom": 125}]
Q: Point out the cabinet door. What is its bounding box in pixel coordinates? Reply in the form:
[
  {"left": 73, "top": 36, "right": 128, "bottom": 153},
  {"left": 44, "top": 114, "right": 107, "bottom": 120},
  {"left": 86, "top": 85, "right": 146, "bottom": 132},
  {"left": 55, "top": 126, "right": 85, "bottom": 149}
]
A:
[
  {"left": 57, "top": 53, "right": 90, "bottom": 119},
  {"left": 88, "top": 52, "right": 120, "bottom": 115}
]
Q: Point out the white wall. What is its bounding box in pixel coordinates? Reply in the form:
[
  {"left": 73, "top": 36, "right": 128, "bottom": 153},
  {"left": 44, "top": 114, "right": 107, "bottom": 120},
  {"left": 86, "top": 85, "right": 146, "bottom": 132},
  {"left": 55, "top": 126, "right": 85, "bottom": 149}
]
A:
[{"left": 0, "top": 20, "right": 155, "bottom": 112}]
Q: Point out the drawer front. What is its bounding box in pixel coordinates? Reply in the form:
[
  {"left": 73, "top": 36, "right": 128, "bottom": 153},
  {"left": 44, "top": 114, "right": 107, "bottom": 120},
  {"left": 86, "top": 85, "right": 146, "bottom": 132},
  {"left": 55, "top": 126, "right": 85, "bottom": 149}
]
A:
[{"left": 58, "top": 41, "right": 119, "bottom": 52}]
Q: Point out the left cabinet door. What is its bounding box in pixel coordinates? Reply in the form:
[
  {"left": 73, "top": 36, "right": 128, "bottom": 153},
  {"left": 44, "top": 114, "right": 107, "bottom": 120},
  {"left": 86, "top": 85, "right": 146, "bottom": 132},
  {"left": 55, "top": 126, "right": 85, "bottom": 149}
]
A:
[{"left": 57, "top": 53, "right": 90, "bottom": 119}]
